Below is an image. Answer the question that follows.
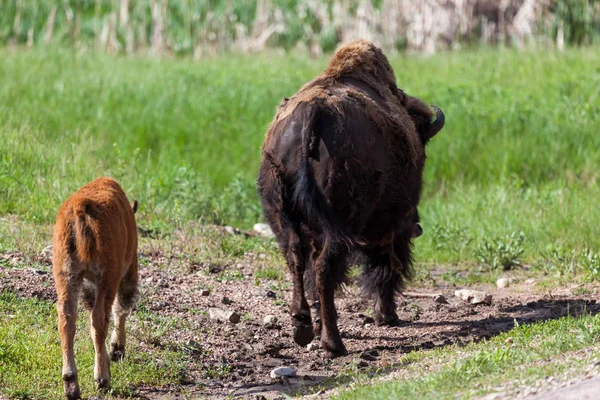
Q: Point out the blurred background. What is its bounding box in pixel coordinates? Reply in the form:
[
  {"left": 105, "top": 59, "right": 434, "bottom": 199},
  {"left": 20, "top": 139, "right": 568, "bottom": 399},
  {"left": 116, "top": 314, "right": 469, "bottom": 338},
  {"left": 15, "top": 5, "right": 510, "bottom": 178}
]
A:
[{"left": 2, "top": 0, "right": 599, "bottom": 56}]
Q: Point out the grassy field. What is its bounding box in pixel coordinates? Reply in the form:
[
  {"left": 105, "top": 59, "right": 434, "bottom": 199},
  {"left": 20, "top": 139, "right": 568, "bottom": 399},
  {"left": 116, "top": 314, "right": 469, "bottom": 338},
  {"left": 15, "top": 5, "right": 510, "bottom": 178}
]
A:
[
  {"left": 1, "top": 46, "right": 600, "bottom": 399},
  {"left": 0, "top": 292, "right": 186, "bottom": 399},
  {"left": 334, "top": 312, "right": 600, "bottom": 399},
  {"left": 1, "top": 46, "right": 599, "bottom": 266}
]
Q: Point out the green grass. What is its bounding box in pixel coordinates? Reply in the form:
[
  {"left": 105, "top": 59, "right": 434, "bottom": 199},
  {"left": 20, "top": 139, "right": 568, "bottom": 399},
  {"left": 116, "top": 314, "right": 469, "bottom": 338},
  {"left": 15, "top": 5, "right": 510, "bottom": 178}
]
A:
[
  {"left": 1, "top": 47, "right": 599, "bottom": 267},
  {"left": 334, "top": 311, "right": 600, "bottom": 400},
  {"left": 0, "top": 291, "right": 186, "bottom": 400}
]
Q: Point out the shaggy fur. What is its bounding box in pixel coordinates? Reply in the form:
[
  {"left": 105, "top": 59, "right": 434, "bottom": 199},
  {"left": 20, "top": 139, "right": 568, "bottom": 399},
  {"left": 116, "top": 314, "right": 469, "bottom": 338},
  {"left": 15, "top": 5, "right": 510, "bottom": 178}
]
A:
[
  {"left": 52, "top": 177, "right": 138, "bottom": 399},
  {"left": 258, "top": 40, "right": 445, "bottom": 356}
]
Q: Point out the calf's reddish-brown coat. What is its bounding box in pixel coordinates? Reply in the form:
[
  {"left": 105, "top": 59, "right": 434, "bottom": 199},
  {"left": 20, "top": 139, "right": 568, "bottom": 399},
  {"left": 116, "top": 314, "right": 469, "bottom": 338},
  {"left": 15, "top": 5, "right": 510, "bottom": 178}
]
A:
[
  {"left": 52, "top": 177, "right": 138, "bottom": 399},
  {"left": 258, "top": 40, "right": 445, "bottom": 356}
]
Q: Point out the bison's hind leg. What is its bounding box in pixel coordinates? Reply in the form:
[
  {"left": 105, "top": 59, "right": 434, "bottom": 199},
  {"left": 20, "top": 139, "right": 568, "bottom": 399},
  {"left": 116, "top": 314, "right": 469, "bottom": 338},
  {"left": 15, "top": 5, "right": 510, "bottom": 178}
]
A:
[
  {"left": 258, "top": 160, "right": 314, "bottom": 347},
  {"left": 303, "top": 236, "right": 350, "bottom": 342},
  {"left": 360, "top": 238, "right": 413, "bottom": 326},
  {"left": 312, "top": 239, "right": 349, "bottom": 357},
  {"left": 283, "top": 229, "right": 315, "bottom": 347}
]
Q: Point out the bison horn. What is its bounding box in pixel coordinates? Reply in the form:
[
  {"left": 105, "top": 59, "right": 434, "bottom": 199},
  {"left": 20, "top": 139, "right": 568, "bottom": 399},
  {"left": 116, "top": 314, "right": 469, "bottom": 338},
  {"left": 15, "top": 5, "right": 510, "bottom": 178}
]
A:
[{"left": 423, "top": 105, "right": 445, "bottom": 142}]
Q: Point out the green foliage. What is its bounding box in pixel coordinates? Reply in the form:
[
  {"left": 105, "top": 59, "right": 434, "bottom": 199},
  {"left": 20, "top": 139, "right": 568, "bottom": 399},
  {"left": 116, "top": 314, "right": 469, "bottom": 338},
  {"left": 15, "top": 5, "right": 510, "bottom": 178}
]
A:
[
  {"left": 534, "top": 246, "right": 600, "bottom": 281},
  {"left": 1, "top": 47, "right": 600, "bottom": 268},
  {"left": 335, "top": 313, "right": 600, "bottom": 399},
  {"left": 430, "top": 223, "right": 473, "bottom": 259},
  {"left": 476, "top": 232, "right": 525, "bottom": 270},
  {"left": 0, "top": 292, "right": 186, "bottom": 399},
  {"left": 552, "top": 0, "right": 600, "bottom": 46},
  {"left": 255, "top": 265, "right": 286, "bottom": 281}
]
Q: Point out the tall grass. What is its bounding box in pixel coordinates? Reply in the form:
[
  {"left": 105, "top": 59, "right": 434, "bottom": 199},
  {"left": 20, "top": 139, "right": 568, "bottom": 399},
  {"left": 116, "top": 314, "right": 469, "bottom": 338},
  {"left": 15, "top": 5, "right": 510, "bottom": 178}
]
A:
[
  {"left": 1, "top": 47, "right": 599, "bottom": 262},
  {"left": 1, "top": 1, "right": 599, "bottom": 55}
]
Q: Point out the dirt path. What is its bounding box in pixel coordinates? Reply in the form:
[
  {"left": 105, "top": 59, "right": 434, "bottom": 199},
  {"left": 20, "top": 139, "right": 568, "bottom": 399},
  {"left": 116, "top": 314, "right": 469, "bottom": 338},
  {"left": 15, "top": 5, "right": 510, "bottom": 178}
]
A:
[
  {"left": 531, "top": 376, "right": 600, "bottom": 400},
  {"left": 1, "top": 250, "right": 598, "bottom": 399}
]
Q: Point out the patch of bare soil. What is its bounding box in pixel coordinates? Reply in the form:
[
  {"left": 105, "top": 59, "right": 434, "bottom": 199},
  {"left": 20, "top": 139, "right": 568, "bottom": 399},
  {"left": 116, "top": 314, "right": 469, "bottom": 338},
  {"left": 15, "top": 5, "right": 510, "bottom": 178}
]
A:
[{"left": 1, "top": 250, "right": 599, "bottom": 399}]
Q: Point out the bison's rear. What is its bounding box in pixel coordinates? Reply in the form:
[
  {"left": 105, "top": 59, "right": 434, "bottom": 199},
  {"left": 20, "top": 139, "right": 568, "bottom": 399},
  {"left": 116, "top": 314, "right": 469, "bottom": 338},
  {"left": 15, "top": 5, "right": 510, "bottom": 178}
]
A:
[{"left": 258, "top": 39, "right": 445, "bottom": 356}]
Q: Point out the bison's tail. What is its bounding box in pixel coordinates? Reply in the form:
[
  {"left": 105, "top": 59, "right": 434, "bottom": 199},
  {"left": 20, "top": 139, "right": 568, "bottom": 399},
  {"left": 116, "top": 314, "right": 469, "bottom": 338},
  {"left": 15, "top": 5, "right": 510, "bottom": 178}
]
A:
[
  {"left": 293, "top": 101, "right": 365, "bottom": 249},
  {"left": 73, "top": 200, "right": 98, "bottom": 264}
]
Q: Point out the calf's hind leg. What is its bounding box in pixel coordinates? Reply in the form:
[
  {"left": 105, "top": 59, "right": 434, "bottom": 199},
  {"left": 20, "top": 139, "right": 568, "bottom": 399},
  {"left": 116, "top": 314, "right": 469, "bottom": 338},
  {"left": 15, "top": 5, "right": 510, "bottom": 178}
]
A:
[
  {"left": 89, "top": 272, "right": 118, "bottom": 390},
  {"left": 110, "top": 262, "right": 139, "bottom": 361},
  {"left": 54, "top": 267, "right": 84, "bottom": 400}
]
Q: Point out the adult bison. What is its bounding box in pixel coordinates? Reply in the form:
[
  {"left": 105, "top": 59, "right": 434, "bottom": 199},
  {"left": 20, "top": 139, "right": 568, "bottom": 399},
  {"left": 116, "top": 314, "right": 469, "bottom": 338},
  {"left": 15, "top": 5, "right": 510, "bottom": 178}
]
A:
[{"left": 257, "top": 40, "right": 445, "bottom": 357}]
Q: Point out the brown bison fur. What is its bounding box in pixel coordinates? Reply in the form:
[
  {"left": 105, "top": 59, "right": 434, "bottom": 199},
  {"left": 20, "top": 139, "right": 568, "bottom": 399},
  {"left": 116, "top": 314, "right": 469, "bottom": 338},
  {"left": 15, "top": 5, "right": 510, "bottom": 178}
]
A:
[
  {"left": 258, "top": 40, "right": 445, "bottom": 357},
  {"left": 52, "top": 177, "right": 139, "bottom": 399}
]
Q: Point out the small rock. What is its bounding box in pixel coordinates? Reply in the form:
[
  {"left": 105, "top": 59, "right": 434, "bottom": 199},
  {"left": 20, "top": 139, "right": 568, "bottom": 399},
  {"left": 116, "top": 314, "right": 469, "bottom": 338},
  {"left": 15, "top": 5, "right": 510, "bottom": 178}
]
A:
[
  {"left": 209, "top": 308, "right": 241, "bottom": 323},
  {"left": 454, "top": 289, "right": 493, "bottom": 305},
  {"left": 156, "top": 301, "right": 169, "bottom": 310},
  {"left": 222, "top": 296, "right": 233, "bottom": 305},
  {"left": 264, "top": 290, "right": 277, "bottom": 298},
  {"left": 433, "top": 295, "right": 449, "bottom": 304},
  {"left": 200, "top": 289, "right": 210, "bottom": 296},
  {"left": 505, "top": 337, "right": 514, "bottom": 344},
  {"left": 270, "top": 367, "right": 297, "bottom": 378},
  {"left": 306, "top": 342, "right": 320, "bottom": 351},
  {"left": 263, "top": 315, "right": 278, "bottom": 326},
  {"left": 496, "top": 277, "right": 510, "bottom": 288},
  {"left": 525, "top": 278, "right": 537, "bottom": 285},
  {"left": 28, "top": 268, "right": 48, "bottom": 276},
  {"left": 360, "top": 351, "right": 378, "bottom": 361},
  {"left": 254, "top": 223, "right": 275, "bottom": 239},
  {"left": 185, "top": 339, "right": 202, "bottom": 353},
  {"left": 481, "top": 393, "right": 504, "bottom": 400},
  {"left": 159, "top": 280, "right": 169, "bottom": 288},
  {"left": 224, "top": 226, "right": 237, "bottom": 235},
  {"left": 41, "top": 245, "right": 53, "bottom": 259},
  {"left": 570, "top": 283, "right": 583, "bottom": 289}
]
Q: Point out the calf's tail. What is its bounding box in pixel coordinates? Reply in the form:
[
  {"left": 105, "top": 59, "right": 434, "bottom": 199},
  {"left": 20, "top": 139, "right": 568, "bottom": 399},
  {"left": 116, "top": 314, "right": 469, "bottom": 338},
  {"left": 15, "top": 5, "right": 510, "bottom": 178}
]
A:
[{"left": 73, "top": 200, "right": 98, "bottom": 264}]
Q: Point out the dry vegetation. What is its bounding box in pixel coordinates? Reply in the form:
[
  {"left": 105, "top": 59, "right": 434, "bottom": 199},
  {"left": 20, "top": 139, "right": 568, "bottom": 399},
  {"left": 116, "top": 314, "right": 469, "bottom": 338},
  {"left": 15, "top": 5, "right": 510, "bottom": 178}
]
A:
[{"left": 2, "top": 0, "right": 599, "bottom": 56}]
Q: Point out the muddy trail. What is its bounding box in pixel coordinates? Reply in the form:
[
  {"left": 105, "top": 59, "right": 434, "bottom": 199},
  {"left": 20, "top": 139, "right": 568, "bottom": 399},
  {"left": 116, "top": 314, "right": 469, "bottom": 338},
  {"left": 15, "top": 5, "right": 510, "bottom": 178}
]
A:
[{"left": 1, "top": 249, "right": 599, "bottom": 399}]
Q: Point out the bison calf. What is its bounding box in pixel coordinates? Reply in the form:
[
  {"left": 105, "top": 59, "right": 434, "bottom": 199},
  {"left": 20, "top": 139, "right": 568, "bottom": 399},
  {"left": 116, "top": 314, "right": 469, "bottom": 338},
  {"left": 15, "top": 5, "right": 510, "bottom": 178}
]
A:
[
  {"left": 52, "top": 177, "right": 139, "bottom": 399},
  {"left": 258, "top": 40, "right": 445, "bottom": 357}
]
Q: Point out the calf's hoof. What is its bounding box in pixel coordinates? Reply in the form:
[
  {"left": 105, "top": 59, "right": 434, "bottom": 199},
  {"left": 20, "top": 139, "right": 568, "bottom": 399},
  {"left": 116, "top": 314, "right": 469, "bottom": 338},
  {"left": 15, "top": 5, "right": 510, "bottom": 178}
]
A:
[
  {"left": 292, "top": 325, "right": 314, "bottom": 347},
  {"left": 110, "top": 343, "right": 125, "bottom": 362},
  {"left": 95, "top": 377, "right": 111, "bottom": 391},
  {"left": 63, "top": 372, "right": 80, "bottom": 400},
  {"left": 64, "top": 382, "right": 81, "bottom": 400}
]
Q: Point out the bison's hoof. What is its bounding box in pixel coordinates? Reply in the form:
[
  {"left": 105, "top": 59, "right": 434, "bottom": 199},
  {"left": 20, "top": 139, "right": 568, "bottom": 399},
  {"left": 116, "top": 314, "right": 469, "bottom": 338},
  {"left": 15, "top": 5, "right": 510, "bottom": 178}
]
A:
[
  {"left": 321, "top": 340, "right": 348, "bottom": 358},
  {"left": 110, "top": 344, "right": 125, "bottom": 362},
  {"left": 375, "top": 313, "right": 403, "bottom": 327},
  {"left": 293, "top": 325, "right": 315, "bottom": 347}
]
